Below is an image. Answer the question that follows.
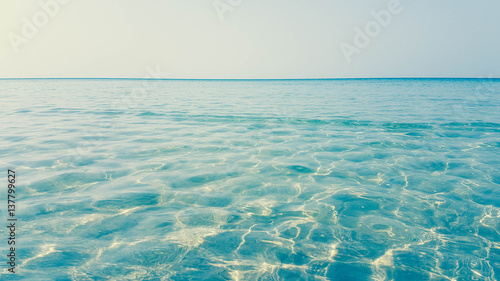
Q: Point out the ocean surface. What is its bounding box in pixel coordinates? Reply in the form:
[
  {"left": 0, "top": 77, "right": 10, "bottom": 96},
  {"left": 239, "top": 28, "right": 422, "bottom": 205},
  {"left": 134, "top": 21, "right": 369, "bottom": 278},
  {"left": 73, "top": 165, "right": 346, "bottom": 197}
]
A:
[{"left": 1, "top": 78, "right": 499, "bottom": 280}]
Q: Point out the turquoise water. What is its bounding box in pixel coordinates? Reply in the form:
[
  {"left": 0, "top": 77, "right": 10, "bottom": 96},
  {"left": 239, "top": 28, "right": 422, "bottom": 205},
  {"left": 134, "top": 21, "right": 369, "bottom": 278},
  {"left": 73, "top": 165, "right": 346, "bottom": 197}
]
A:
[{"left": 1, "top": 78, "right": 499, "bottom": 280}]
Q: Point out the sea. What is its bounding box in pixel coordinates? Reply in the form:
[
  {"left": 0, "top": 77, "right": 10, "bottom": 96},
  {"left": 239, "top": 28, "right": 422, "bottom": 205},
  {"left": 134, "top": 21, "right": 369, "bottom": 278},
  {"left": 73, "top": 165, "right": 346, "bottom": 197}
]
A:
[{"left": 0, "top": 78, "right": 499, "bottom": 280}]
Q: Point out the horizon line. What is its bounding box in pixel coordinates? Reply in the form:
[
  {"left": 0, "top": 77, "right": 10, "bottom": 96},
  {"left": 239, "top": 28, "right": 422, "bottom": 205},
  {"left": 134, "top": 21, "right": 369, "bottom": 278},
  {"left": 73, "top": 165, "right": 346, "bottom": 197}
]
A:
[{"left": 0, "top": 77, "right": 499, "bottom": 81}]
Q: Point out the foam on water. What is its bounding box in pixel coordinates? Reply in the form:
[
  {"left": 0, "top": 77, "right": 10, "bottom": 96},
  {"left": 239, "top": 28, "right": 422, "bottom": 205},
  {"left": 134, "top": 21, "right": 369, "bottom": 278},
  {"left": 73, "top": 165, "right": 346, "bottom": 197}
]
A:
[{"left": 1, "top": 78, "right": 499, "bottom": 280}]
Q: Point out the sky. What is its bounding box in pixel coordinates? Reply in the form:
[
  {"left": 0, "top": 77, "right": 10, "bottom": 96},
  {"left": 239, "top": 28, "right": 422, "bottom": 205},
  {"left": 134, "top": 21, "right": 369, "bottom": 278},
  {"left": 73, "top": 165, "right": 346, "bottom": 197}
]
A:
[{"left": 0, "top": 0, "right": 499, "bottom": 79}]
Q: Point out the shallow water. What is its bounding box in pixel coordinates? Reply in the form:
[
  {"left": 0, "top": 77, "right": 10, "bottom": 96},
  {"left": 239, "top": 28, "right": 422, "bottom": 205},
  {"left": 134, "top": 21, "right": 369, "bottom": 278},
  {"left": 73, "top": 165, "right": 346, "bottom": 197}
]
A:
[{"left": 1, "top": 78, "right": 499, "bottom": 280}]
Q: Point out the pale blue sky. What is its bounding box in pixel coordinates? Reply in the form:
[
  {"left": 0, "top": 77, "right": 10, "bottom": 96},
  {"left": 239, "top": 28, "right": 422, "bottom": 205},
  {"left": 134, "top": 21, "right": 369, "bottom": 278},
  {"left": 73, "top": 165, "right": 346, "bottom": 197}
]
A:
[{"left": 1, "top": 0, "right": 499, "bottom": 78}]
